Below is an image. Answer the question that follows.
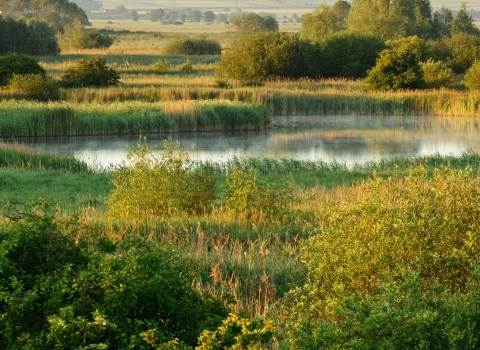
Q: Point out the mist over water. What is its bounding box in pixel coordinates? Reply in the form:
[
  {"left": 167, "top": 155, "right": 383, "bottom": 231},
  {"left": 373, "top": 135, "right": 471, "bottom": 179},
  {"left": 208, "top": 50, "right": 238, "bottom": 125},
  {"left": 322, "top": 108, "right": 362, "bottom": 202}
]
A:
[{"left": 20, "top": 115, "right": 480, "bottom": 168}]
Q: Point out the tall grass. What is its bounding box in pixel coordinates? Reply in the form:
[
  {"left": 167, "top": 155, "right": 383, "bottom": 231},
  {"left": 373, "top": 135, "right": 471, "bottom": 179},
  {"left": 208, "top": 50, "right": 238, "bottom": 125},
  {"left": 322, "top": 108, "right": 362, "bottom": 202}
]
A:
[{"left": 0, "top": 100, "right": 269, "bottom": 137}]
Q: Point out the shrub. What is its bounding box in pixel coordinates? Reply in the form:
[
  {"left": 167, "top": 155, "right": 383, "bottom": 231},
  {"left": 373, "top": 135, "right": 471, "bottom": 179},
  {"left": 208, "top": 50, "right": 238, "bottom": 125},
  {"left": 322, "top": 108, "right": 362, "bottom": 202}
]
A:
[
  {"left": 0, "top": 53, "right": 46, "bottom": 86},
  {"left": 8, "top": 74, "right": 59, "bottom": 101},
  {"left": 163, "top": 37, "right": 221, "bottom": 55},
  {"left": 179, "top": 59, "right": 193, "bottom": 72},
  {"left": 106, "top": 138, "right": 217, "bottom": 217},
  {"left": 216, "top": 32, "right": 320, "bottom": 83},
  {"left": 57, "top": 21, "right": 114, "bottom": 50},
  {"left": 154, "top": 58, "right": 171, "bottom": 70},
  {"left": 223, "top": 167, "right": 295, "bottom": 221},
  {"left": 0, "top": 202, "right": 228, "bottom": 348},
  {"left": 60, "top": 55, "right": 120, "bottom": 87},
  {"left": 464, "top": 60, "right": 480, "bottom": 90},
  {"left": 421, "top": 58, "right": 455, "bottom": 88}
]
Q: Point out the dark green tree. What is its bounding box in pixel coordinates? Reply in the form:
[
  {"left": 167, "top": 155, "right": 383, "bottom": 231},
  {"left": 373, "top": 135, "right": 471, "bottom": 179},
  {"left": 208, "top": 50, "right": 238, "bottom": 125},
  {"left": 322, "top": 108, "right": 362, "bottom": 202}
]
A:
[
  {"left": 130, "top": 10, "right": 139, "bottom": 21},
  {"left": 150, "top": 8, "right": 165, "bottom": 22},
  {"left": 203, "top": 10, "right": 215, "bottom": 22},
  {"left": 60, "top": 56, "right": 121, "bottom": 87},
  {"left": 0, "top": 53, "right": 46, "bottom": 86},
  {"left": 431, "top": 32, "right": 480, "bottom": 74},
  {"left": 430, "top": 7, "right": 454, "bottom": 39},
  {"left": 320, "top": 32, "right": 386, "bottom": 78},
  {"left": 230, "top": 13, "right": 278, "bottom": 33},
  {"left": 451, "top": 2, "right": 480, "bottom": 36},
  {"left": 0, "top": 0, "right": 90, "bottom": 32}
]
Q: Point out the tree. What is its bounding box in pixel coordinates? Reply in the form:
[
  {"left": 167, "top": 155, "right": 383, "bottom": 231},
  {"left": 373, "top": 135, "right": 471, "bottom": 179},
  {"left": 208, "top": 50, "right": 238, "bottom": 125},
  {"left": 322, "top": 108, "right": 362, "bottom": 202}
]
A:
[
  {"left": 0, "top": 16, "right": 58, "bottom": 55},
  {"left": 216, "top": 32, "right": 320, "bottom": 83},
  {"left": 332, "top": 0, "right": 351, "bottom": 22},
  {"left": 300, "top": 4, "right": 346, "bottom": 42},
  {"left": 451, "top": 2, "right": 480, "bottom": 36},
  {"left": 319, "top": 32, "right": 386, "bottom": 78},
  {"left": 150, "top": 8, "right": 165, "bottom": 22},
  {"left": 130, "top": 10, "right": 139, "bottom": 21},
  {"left": 230, "top": 13, "right": 278, "bottom": 33},
  {"left": 203, "top": 10, "right": 215, "bottom": 22},
  {"left": 430, "top": 7, "right": 454, "bottom": 39},
  {"left": 365, "top": 44, "right": 425, "bottom": 91},
  {"left": 56, "top": 20, "right": 114, "bottom": 51},
  {"left": 464, "top": 60, "right": 480, "bottom": 90},
  {"left": 0, "top": 0, "right": 90, "bottom": 32},
  {"left": 115, "top": 5, "right": 128, "bottom": 14},
  {"left": 432, "top": 32, "right": 480, "bottom": 74},
  {"left": 60, "top": 56, "right": 121, "bottom": 87},
  {"left": 0, "top": 53, "right": 46, "bottom": 86},
  {"left": 192, "top": 9, "right": 202, "bottom": 22}
]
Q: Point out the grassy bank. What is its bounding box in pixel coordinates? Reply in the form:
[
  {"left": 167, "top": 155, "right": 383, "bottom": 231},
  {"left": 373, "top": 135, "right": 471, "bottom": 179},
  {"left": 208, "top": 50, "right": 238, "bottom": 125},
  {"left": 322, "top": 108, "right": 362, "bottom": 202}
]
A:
[{"left": 0, "top": 100, "right": 268, "bottom": 137}]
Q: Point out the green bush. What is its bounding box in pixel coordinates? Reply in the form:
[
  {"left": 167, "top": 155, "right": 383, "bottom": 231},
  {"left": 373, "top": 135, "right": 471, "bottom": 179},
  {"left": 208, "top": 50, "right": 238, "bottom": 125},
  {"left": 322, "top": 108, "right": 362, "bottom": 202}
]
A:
[
  {"left": 216, "top": 32, "right": 320, "bottom": 83},
  {"left": 8, "top": 74, "right": 59, "bottom": 101},
  {"left": 0, "top": 53, "right": 46, "bottom": 86},
  {"left": 420, "top": 58, "right": 455, "bottom": 88},
  {"left": 0, "top": 202, "right": 228, "bottom": 349},
  {"left": 223, "top": 167, "right": 295, "bottom": 221},
  {"left": 163, "top": 37, "right": 221, "bottom": 55},
  {"left": 107, "top": 138, "right": 217, "bottom": 217},
  {"left": 60, "top": 55, "right": 120, "bottom": 87},
  {"left": 464, "top": 60, "right": 480, "bottom": 90},
  {"left": 57, "top": 20, "right": 114, "bottom": 50}
]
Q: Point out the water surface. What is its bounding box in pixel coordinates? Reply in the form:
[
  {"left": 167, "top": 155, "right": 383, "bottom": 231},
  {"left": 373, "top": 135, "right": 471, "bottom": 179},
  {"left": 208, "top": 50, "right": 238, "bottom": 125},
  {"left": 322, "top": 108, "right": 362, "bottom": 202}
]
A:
[{"left": 19, "top": 115, "right": 480, "bottom": 168}]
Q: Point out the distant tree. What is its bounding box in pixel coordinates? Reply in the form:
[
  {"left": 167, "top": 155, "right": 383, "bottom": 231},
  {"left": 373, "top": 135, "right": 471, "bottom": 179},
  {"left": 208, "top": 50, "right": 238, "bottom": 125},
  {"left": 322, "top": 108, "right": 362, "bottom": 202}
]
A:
[
  {"left": 332, "top": 0, "right": 351, "bottom": 22},
  {"left": 0, "top": 0, "right": 90, "bottom": 32},
  {"left": 57, "top": 20, "right": 114, "bottom": 51},
  {"left": 319, "top": 32, "right": 386, "bottom": 78},
  {"left": 0, "top": 16, "right": 59, "bottom": 55},
  {"left": 130, "top": 10, "right": 139, "bottom": 21},
  {"left": 61, "top": 56, "right": 121, "bottom": 87},
  {"left": 192, "top": 9, "right": 202, "bottom": 22},
  {"left": 115, "top": 5, "right": 128, "bottom": 14},
  {"left": 300, "top": 4, "right": 345, "bottom": 42},
  {"left": 150, "top": 8, "right": 165, "bottom": 22},
  {"left": 203, "top": 10, "right": 215, "bottom": 22},
  {"left": 230, "top": 13, "right": 278, "bottom": 33},
  {"left": 0, "top": 53, "right": 46, "bottom": 86},
  {"left": 216, "top": 32, "right": 320, "bottom": 83},
  {"left": 451, "top": 2, "right": 480, "bottom": 36},
  {"left": 217, "top": 13, "right": 228, "bottom": 23}
]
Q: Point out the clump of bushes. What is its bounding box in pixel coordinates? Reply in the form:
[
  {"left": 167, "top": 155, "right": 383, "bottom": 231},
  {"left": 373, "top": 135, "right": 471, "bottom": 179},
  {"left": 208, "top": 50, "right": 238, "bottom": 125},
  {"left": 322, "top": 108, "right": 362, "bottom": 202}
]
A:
[
  {"left": 464, "top": 60, "right": 480, "bottom": 90},
  {"left": 8, "top": 74, "right": 59, "bottom": 101},
  {"left": 60, "top": 55, "right": 120, "bottom": 87},
  {"left": 56, "top": 20, "right": 114, "bottom": 50},
  {"left": 107, "top": 138, "right": 217, "bottom": 217},
  {"left": 0, "top": 53, "right": 46, "bottom": 86},
  {"left": 163, "top": 37, "right": 222, "bottom": 55},
  {"left": 420, "top": 58, "right": 455, "bottom": 88}
]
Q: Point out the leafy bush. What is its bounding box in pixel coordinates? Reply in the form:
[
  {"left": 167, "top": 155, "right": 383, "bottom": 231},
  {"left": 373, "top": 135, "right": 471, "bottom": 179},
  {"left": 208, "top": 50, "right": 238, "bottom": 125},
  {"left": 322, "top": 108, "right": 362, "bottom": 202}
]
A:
[
  {"left": 8, "top": 74, "right": 59, "bottom": 101},
  {"left": 284, "top": 165, "right": 480, "bottom": 348},
  {"left": 223, "top": 167, "right": 295, "bottom": 221},
  {"left": 420, "top": 58, "right": 455, "bottom": 88},
  {"left": 107, "top": 138, "right": 217, "bottom": 217},
  {"left": 365, "top": 46, "right": 424, "bottom": 91},
  {"left": 0, "top": 202, "right": 228, "bottom": 348},
  {"left": 163, "top": 37, "right": 221, "bottom": 55},
  {"left": 216, "top": 32, "right": 320, "bottom": 83},
  {"left": 431, "top": 33, "right": 480, "bottom": 74},
  {"left": 57, "top": 21, "right": 114, "bottom": 50},
  {"left": 60, "top": 55, "right": 120, "bottom": 87},
  {"left": 154, "top": 58, "right": 171, "bottom": 71},
  {"left": 0, "top": 53, "right": 46, "bottom": 86},
  {"left": 464, "top": 60, "right": 480, "bottom": 90},
  {"left": 180, "top": 59, "right": 193, "bottom": 72}
]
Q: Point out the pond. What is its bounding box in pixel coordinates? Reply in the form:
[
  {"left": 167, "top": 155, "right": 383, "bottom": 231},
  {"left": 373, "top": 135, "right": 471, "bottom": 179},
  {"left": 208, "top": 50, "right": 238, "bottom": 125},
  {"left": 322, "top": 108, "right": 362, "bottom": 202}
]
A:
[{"left": 19, "top": 115, "right": 480, "bottom": 168}]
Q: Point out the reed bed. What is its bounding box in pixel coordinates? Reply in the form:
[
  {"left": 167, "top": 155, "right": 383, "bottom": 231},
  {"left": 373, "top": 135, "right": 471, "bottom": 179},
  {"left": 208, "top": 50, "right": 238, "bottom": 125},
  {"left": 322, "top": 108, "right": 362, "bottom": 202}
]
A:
[{"left": 0, "top": 100, "right": 268, "bottom": 137}]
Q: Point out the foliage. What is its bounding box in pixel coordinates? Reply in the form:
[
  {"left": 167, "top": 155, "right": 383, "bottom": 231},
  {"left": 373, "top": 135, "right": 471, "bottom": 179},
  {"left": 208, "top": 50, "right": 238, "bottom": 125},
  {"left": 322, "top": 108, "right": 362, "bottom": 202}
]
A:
[
  {"left": 420, "top": 58, "right": 455, "bottom": 88},
  {"left": 431, "top": 32, "right": 480, "bottom": 74},
  {"left": 230, "top": 13, "right": 278, "bottom": 33},
  {"left": 203, "top": 10, "right": 215, "bottom": 22},
  {"left": 57, "top": 21, "right": 114, "bottom": 51},
  {"left": 0, "top": 0, "right": 90, "bottom": 32},
  {"left": 180, "top": 59, "right": 193, "bottom": 72},
  {"left": 216, "top": 32, "right": 320, "bottom": 83},
  {"left": 0, "top": 16, "right": 58, "bottom": 55},
  {"left": 299, "top": 3, "right": 346, "bottom": 43},
  {"left": 0, "top": 53, "right": 46, "bottom": 86},
  {"left": 319, "top": 32, "right": 386, "bottom": 79},
  {"left": 150, "top": 8, "right": 165, "bottom": 22},
  {"left": 223, "top": 167, "right": 295, "bottom": 221},
  {"left": 365, "top": 44, "right": 425, "bottom": 91},
  {"left": 284, "top": 165, "right": 480, "bottom": 348},
  {"left": 0, "top": 202, "right": 228, "bottom": 349},
  {"left": 60, "top": 56, "right": 120, "bottom": 88},
  {"left": 163, "top": 37, "right": 221, "bottom": 55},
  {"left": 386, "top": 35, "right": 432, "bottom": 62},
  {"left": 197, "top": 313, "right": 274, "bottom": 350},
  {"left": 107, "top": 138, "right": 217, "bottom": 217},
  {"left": 464, "top": 60, "right": 480, "bottom": 90},
  {"left": 451, "top": 2, "right": 480, "bottom": 36},
  {"left": 8, "top": 74, "right": 59, "bottom": 101}
]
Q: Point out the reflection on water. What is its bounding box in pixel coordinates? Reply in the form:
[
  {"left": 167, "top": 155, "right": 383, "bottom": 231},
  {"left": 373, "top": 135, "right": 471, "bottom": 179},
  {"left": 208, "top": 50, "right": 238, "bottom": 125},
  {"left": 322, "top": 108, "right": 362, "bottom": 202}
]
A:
[{"left": 17, "top": 115, "right": 480, "bottom": 167}]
